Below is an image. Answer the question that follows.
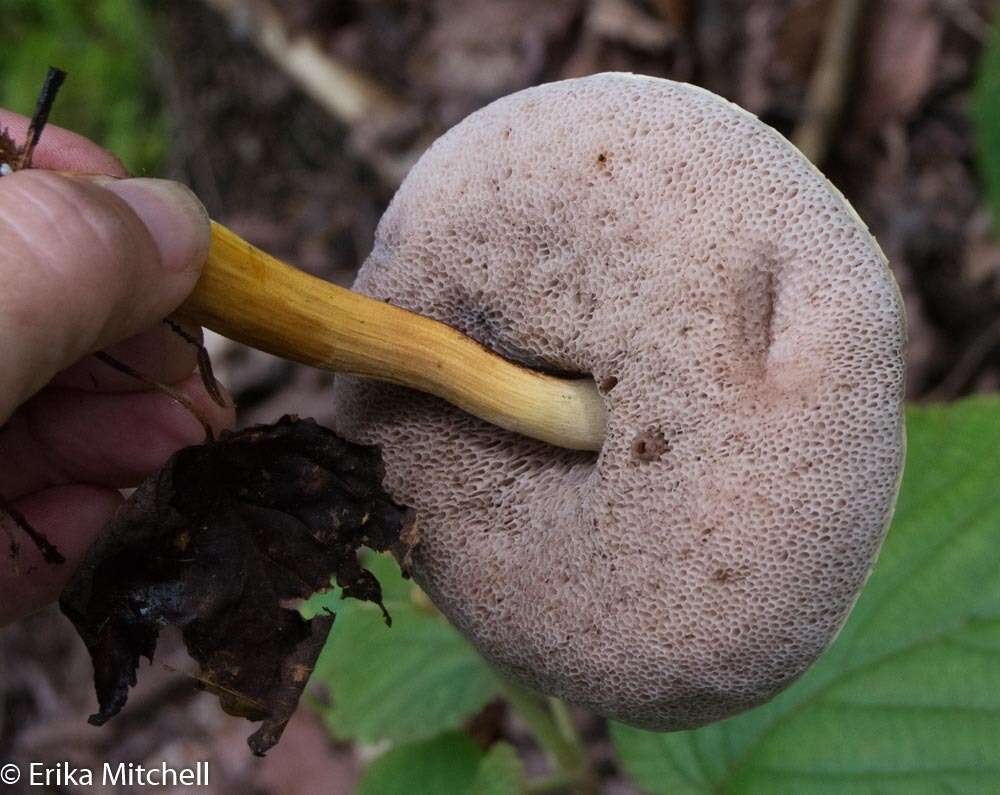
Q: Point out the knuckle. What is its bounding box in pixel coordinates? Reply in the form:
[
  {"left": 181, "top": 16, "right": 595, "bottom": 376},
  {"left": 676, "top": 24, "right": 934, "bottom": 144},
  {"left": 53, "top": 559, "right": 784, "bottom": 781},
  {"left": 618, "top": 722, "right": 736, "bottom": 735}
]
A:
[{"left": 0, "top": 171, "right": 157, "bottom": 284}]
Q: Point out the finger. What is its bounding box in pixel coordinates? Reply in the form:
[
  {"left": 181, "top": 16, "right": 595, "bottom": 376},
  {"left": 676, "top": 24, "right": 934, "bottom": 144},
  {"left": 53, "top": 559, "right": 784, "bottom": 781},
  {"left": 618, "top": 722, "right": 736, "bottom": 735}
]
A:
[
  {"left": 51, "top": 322, "right": 204, "bottom": 393},
  {"left": 0, "top": 171, "right": 210, "bottom": 420},
  {"left": 0, "top": 372, "right": 235, "bottom": 500},
  {"left": 0, "top": 109, "right": 128, "bottom": 176},
  {"left": 0, "top": 484, "right": 123, "bottom": 627}
]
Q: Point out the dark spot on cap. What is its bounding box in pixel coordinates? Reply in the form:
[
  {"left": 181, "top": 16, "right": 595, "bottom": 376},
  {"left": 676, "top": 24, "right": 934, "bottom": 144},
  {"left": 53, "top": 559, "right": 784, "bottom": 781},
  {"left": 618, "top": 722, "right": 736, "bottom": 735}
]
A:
[{"left": 631, "top": 429, "right": 669, "bottom": 462}]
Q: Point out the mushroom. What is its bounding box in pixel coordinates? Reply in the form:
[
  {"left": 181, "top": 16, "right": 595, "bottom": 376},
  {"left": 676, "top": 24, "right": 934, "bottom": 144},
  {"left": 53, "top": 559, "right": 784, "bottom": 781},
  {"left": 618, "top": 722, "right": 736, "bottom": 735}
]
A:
[
  {"left": 330, "top": 74, "right": 906, "bottom": 729},
  {"left": 179, "top": 73, "right": 905, "bottom": 730}
]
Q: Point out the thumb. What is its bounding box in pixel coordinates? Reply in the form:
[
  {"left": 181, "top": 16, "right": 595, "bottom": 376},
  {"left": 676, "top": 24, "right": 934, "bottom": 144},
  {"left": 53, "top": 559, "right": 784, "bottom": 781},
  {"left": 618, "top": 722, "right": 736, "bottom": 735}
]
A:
[{"left": 0, "top": 171, "right": 210, "bottom": 419}]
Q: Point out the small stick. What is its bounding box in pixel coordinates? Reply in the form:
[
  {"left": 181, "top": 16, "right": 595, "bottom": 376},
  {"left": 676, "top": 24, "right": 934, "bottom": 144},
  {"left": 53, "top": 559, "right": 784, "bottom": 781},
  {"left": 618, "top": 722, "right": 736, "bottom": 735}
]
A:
[
  {"left": 17, "top": 67, "right": 67, "bottom": 170},
  {"left": 791, "top": 0, "right": 865, "bottom": 165},
  {"left": 0, "top": 492, "right": 65, "bottom": 565},
  {"left": 163, "top": 319, "right": 229, "bottom": 409},
  {"left": 93, "top": 352, "right": 217, "bottom": 441},
  {"left": 201, "top": 0, "right": 402, "bottom": 124}
]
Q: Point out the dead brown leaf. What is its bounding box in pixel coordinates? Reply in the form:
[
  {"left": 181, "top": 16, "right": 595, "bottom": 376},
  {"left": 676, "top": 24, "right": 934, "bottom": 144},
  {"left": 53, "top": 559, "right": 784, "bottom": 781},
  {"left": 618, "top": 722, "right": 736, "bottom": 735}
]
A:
[{"left": 60, "top": 416, "right": 414, "bottom": 755}]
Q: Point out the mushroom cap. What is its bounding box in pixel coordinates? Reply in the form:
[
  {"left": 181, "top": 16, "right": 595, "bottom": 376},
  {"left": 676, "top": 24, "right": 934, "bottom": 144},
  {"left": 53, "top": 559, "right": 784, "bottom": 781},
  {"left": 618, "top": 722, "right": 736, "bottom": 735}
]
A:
[{"left": 335, "top": 73, "right": 906, "bottom": 730}]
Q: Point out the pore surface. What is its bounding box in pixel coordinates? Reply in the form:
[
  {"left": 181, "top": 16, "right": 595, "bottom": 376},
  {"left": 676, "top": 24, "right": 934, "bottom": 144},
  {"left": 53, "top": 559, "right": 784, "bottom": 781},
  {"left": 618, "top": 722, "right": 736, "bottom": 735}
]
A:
[{"left": 335, "top": 73, "right": 906, "bottom": 729}]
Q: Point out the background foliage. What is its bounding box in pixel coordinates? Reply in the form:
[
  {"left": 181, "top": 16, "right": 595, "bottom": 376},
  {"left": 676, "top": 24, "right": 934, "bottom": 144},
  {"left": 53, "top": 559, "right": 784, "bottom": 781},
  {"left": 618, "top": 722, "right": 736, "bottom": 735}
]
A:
[
  {"left": 612, "top": 397, "right": 1000, "bottom": 793},
  {"left": 0, "top": 3, "right": 997, "bottom": 792},
  {"left": 974, "top": 22, "right": 1000, "bottom": 232},
  {"left": 0, "top": 0, "right": 167, "bottom": 174},
  {"left": 304, "top": 397, "right": 1000, "bottom": 792},
  {"left": 302, "top": 556, "right": 523, "bottom": 792},
  {"left": 303, "top": 554, "right": 502, "bottom": 747}
]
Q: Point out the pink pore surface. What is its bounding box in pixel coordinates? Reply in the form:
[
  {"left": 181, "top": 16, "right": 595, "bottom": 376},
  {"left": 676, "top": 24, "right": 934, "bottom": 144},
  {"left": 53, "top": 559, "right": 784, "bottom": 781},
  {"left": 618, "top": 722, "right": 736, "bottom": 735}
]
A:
[{"left": 335, "top": 74, "right": 906, "bottom": 730}]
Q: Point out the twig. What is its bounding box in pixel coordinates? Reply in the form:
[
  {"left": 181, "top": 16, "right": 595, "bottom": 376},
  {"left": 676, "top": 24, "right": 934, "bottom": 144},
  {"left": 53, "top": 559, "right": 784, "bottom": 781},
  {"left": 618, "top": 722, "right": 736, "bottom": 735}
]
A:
[
  {"left": 160, "top": 661, "right": 268, "bottom": 713},
  {"left": 200, "top": 0, "right": 402, "bottom": 125},
  {"left": 2, "top": 67, "right": 67, "bottom": 176},
  {"left": 17, "top": 67, "right": 67, "bottom": 170},
  {"left": 163, "top": 319, "right": 229, "bottom": 408},
  {"left": 0, "top": 492, "right": 65, "bottom": 565},
  {"left": 791, "top": 0, "right": 866, "bottom": 165},
  {"left": 93, "top": 352, "right": 216, "bottom": 441},
  {"left": 1, "top": 497, "right": 22, "bottom": 573}
]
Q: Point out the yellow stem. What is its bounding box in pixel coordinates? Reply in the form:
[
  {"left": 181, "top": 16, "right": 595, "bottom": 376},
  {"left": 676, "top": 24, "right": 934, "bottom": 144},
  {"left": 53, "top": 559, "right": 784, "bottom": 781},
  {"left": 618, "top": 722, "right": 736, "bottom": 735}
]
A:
[{"left": 175, "top": 222, "right": 607, "bottom": 451}]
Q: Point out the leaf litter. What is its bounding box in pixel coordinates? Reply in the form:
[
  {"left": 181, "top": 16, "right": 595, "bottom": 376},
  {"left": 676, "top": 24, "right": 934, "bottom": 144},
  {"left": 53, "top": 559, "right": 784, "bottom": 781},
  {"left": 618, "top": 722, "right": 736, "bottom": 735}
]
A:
[{"left": 59, "top": 416, "right": 415, "bottom": 755}]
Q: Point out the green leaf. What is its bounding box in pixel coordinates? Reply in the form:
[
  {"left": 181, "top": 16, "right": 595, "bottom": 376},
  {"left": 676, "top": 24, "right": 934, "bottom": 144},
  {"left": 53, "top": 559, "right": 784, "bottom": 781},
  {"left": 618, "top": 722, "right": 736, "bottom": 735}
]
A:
[
  {"left": 357, "top": 735, "right": 525, "bottom": 795},
  {"left": 612, "top": 396, "right": 1000, "bottom": 794},
  {"left": 973, "top": 22, "right": 1000, "bottom": 231},
  {"left": 305, "top": 554, "right": 502, "bottom": 744},
  {"left": 471, "top": 742, "right": 526, "bottom": 795},
  {"left": 357, "top": 732, "right": 484, "bottom": 795}
]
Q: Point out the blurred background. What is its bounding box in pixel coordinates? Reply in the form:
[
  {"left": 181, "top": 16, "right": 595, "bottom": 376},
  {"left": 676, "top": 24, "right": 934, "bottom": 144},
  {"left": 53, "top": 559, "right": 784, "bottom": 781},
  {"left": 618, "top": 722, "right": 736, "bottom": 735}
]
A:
[{"left": 1, "top": 1, "right": 998, "bottom": 793}]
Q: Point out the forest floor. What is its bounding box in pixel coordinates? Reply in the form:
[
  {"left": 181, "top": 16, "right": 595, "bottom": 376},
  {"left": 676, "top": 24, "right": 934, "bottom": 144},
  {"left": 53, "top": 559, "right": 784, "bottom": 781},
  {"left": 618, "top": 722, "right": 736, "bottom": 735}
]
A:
[{"left": 2, "top": 1, "right": 998, "bottom": 793}]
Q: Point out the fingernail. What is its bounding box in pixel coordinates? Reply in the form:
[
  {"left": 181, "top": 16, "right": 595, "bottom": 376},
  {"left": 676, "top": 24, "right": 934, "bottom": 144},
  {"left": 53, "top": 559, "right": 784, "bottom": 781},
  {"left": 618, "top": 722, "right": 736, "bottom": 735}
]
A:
[{"left": 102, "top": 178, "right": 210, "bottom": 273}]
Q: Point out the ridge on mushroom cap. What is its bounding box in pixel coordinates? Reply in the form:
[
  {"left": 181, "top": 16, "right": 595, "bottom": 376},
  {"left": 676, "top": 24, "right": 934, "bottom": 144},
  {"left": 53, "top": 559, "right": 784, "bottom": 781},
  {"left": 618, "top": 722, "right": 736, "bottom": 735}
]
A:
[{"left": 335, "top": 73, "right": 906, "bottom": 730}]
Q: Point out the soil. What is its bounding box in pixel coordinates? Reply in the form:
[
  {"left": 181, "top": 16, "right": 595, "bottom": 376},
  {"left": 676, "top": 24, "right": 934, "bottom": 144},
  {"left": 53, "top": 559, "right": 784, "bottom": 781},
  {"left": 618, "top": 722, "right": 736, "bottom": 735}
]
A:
[{"left": 3, "top": 1, "right": 998, "bottom": 792}]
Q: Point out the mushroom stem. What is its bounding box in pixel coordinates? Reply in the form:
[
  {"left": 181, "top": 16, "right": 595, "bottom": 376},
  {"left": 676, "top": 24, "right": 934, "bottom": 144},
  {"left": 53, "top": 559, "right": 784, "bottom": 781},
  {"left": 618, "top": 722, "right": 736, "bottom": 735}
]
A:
[{"left": 174, "top": 222, "right": 607, "bottom": 451}]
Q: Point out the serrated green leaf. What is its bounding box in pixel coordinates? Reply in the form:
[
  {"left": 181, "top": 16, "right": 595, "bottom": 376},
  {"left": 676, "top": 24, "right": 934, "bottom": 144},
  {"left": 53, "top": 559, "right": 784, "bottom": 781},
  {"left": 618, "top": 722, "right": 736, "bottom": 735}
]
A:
[
  {"left": 305, "top": 554, "right": 501, "bottom": 744},
  {"left": 973, "top": 22, "right": 1000, "bottom": 231},
  {"left": 612, "top": 396, "right": 1000, "bottom": 794},
  {"left": 357, "top": 732, "right": 485, "bottom": 795},
  {"left": 471, "top": 742, "right": 525, "bottom": 795}
]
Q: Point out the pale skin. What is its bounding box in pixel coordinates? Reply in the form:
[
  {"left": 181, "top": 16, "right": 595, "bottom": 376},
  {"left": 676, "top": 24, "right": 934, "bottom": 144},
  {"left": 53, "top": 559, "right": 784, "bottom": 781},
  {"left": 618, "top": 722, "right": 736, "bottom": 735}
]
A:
[
  {"left": 0, "top": 109, "right": 607, "bottom": 626},
  {"left": 0, "top": 111, "right": 234, "bottom": 625}
]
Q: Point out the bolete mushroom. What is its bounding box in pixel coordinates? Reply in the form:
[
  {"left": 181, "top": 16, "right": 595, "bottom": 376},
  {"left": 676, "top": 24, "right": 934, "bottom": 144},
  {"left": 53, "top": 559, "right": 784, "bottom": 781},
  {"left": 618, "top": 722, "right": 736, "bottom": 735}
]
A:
[
  {"left": 331, "top": 74, "right": 906, "bottom": 729},
  {"left": 179, "top": 73, "right": 905, "bottom": 730}
]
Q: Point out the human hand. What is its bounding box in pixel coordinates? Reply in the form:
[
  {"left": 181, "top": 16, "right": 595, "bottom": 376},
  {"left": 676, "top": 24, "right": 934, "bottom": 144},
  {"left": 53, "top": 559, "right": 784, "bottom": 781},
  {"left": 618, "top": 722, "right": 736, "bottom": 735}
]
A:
[{"left": 0, "top": 111, "right": 235, "bottom": 625}]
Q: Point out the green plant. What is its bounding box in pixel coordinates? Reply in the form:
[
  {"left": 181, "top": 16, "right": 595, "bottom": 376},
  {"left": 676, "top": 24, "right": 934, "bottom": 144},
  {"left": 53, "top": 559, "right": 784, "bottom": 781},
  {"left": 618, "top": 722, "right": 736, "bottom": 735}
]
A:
[
  {"left": 973, "top": 21, "right": 1000, "bottom": 232},
  {"left": 612, "top": 396, "right": 1000, "bottom": 792},
  {"left": 302, "top": 556, "right": 530, "bottom": 793},
  {"left": 306, "top": 395, "right": 1000, "bottom": 793},
  {"left": 0, "top": 0, "right": 167, "bottom": 175}
]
